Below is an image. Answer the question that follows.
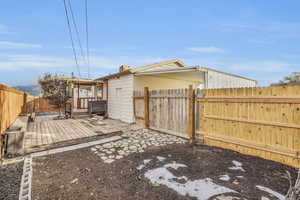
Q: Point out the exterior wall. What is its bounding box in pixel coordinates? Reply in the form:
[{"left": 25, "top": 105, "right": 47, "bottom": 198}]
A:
[
  {"left": 206, "top": 70, "right": 256, "bottom": 89},
  {"left": 107, "top": 74, "right": 134, "bottom": 123},
  {"left": 102, "top": 82, "right": 107, "bottom": 100},
  {"left": 134, "top": 75, "right": 202, "bottom": 90}
]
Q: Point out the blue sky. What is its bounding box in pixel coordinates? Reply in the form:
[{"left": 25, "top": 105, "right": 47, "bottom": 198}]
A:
[{"left": 0, "top": 0, "right": 300, "bottom": 86}]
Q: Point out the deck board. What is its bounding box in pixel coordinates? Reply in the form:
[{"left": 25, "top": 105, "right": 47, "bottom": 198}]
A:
[{"left": 24, "top": 119, "right": 105, "bottom": 153}]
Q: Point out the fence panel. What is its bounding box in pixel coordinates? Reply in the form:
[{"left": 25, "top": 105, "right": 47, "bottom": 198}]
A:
[
  {"left": 134, "top": 88, "right": 189, "bottom": 138},
  {"left": 0, "top": 84, "right": 26, "bottom": 159},
  {"left": 149, "top": 89, "right": 189, "bottom": 138},
  {"left": 133, "top": 90, "right": 144, "bottom": 120},
  {"left": 196, "top": 85, "right": 300, "bottom": 167}
]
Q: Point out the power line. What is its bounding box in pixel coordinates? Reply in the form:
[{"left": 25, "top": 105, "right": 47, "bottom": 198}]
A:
[
  {"left": 67, "top": 0, "right": 87, "bottom": 66},
  {"left": 62, "top": 0, "right": 81, "bottom": 77},
  {"left": 85, "top": 0, "right": 91, "bottom": 78}
]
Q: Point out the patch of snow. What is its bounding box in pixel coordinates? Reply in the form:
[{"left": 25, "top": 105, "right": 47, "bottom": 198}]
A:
[
  {"left": 229, "top": 160, "right": 245, "bottom": 172},
  {"left": 144, "top": 163, "right": 237, "bottom": 200},
  {"left": 157, "top": 156, "right": 166, "bottom": 162},
  {"left": 164, "top": 162, "right": 187, "bottom": 170},
  {"left": 144, "top": 159, "right": 152, "bottom": 165},
  {"left": 256, "top": 185, "right": 285, "bottom": 200},
  {"left": 219, "top": 175, "right": 230, "bottom": 181},
  {"left": 232, "top": 160, "right": 242, "bottom": 166},
  {"left": 137, "top": 164, "right": 145, "bottom": 170},
  {"left": 137, "top": 159, "right": 152, "bottom": 170}
]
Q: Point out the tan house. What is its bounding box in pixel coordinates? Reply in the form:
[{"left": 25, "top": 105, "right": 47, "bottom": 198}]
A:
[{"left": 96, "top": 59, "right": 256, "bottom": 123}]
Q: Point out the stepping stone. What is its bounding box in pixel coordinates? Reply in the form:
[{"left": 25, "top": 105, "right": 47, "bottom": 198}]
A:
[{"left": 104, "top": 159, "right": 114, "bottom": 164}]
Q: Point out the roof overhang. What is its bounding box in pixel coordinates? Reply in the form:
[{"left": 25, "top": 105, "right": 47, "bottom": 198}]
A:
[
  {"left": 196, "top": 66, "right": 257, "bottom": 83},
  {"left": 134, "top": 67, "right": 199, "bottom": 76},
  {"left": 94, "top": 59, "right": 186, "bottom": 81},
  {"left": 94, "top": 70, "right": 132, "bottom": 81},
  {"left": 134, "top": 67, "right": 204, "bottom": 82},
  {"left": 58, "top": 77, "right": 103, "bottom": 86}
]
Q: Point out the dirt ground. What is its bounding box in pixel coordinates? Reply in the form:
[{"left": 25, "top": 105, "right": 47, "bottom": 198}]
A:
[
  {"left": 31, "top": 143, "right": 296, "bottom": 200},
  {"left": 0, "top": 161, "right": 23, "bottom": 200}
]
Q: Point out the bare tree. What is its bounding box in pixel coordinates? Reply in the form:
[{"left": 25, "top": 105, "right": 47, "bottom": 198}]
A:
[
  {"left": 279, "top": 72, "right": 300, "bottom": 84},
  {"left": 38, "top": 73, "right": 68, "bottom": 116}
]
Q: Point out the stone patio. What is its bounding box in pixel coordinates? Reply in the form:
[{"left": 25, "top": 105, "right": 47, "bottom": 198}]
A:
[{"left": 90, "top": 125, "right": 187, "bottom": 164}]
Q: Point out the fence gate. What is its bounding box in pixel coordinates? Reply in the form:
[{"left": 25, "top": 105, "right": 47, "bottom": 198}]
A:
[{"left": 134, "top": 87, "right": 194, "bottom": 139}]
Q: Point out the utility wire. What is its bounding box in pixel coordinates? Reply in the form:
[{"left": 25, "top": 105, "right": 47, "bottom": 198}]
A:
[
  {"left": 85, "top": 0, "right": 91, "bottom": 78},
  {"left": 67, "top": 0, "right": 87, "bottom": 66},
  {"left": 63, "top": 0, "right": 81, "bottom": 77}
]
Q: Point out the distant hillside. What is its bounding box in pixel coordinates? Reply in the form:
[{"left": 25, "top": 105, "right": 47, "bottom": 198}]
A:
[{"left": 13, "top": 85, "right": 41, "bottom": 96}]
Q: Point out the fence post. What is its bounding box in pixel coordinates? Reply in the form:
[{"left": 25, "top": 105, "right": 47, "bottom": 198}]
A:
[
  {"left": 144, "top": 87, "right": 150, "bottom": 128},
  {"left": 23, "top": 92, "right": 28, "bottom": 114},
  {"left": 188, "top": 85, "right": 195, "bottom": 140}
]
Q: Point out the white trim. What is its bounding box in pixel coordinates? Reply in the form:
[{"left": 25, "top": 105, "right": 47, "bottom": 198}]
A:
[{"left": 135, "top": 67, "right": 198, "bottom": 75}]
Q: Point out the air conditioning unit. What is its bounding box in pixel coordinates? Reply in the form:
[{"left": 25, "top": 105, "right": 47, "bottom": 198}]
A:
[{"left": 88, "top": 100, "right": 107, "bottom": 115}]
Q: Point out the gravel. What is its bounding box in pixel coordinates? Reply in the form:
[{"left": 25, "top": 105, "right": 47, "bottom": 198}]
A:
[{"left": 0, "top": 161, "right": 23, "bottom": 200}]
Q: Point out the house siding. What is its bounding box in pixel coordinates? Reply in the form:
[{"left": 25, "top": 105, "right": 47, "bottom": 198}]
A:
[
  {"left": 206, "top": 70, "right": 256, "bottom": 89},
  {"left": 107, "top": 74, "right": 134, "bottom": 123},
  {"left": 134, "top": 74, "right": 202, "bottom": 90}
]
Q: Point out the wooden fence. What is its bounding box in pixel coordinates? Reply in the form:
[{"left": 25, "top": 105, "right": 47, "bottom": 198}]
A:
[
  {"left": 0, "top": 84, "right": 27, "bottom": 159},
  {"left": 134, "top": 85, "right": 300, "bottom": 167},
  {"left": 134, "top": 87, "right": 194, "bottom": 139},
  {"left": 197, "top": 86, "right": 300, "bottom": 167}
]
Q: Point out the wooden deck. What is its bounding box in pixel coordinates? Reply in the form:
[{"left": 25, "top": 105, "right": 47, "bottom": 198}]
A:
[{"left": 24, "top": 119, "right": 120, "bottom": 153}]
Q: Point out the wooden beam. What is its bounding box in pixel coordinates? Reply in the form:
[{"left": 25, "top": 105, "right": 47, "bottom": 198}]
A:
[
  {"left": 23, "top": 93, "right": 28, "bottom": 114},
  {"left": 135, "top": 116, "right": 144, "bottom": 120},
  {"left": 144, "top": 87, "right": 150, "bottom": 128},
  {"left": 133, "top": 96, "right": 144, "bottom": 99},
  {"left": 196, "top": 97, "right": 300, "bottom": 104},
  {"left": 205, "top": 115, "right": 300, "bottom": 129},
  {"left": 149, "top": 96, "right": 188, "bottom": 99},
  {"left": 77, "top": 83, "right": 80, "bottom": 109},
  {"left": 187, "top": 85, "right": 195, "bottom": 140},
  {"left": 197, "top": 131, "right": 300, "bottom": 158}
]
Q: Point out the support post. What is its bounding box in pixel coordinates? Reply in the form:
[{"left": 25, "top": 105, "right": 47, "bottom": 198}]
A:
[
  {"left": 188, "top": 85, "right": 195, "bottom": 140},
  {"left": 77, "top": 83, "right": 80, "bottom": 109},
  {"left": 144, "top": 87, "right": 149, "bottom": 128},
  {"left": 23, "top": 92, "right": 28, "bottom": 114},
  {"left": 70, "top": 85, "right": 74, "bottom": 118}
]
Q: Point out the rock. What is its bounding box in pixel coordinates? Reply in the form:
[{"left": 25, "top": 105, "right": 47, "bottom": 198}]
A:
[
  {"left": 129, "top": 146, "right": 137, "bottom": 150},
  {"left": 70, "top": 178, "right": 78, "bottom": 184},
  {"left": 90, "top": 147, "right": 97, "bottom": 152},
  {"left": 157, "top": 156, "right": 166, "bottom": 161},
  {"left": 103, "top": 143, "right": 112, "bottom": 148},
  {"left": 104, "top": 159, "right": 115, "bottom": 164}
]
